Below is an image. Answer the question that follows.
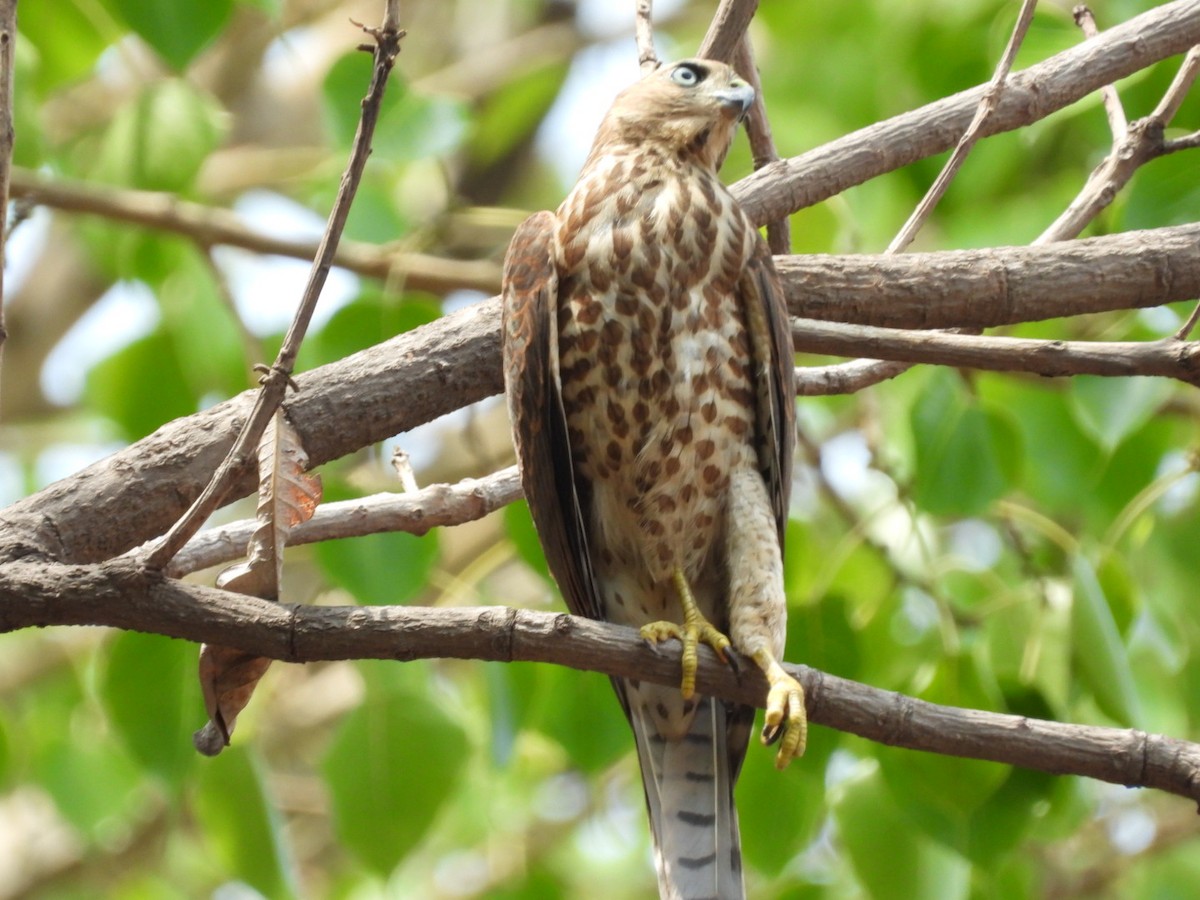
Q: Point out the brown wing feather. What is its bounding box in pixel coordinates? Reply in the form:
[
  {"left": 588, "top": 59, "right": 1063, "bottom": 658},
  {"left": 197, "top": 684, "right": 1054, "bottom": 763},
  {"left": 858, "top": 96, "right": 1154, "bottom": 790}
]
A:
[
  {"left": 501, "top": 212, "right": 602, "bottom": 620},
  {"left": 739, "top": 233, "right": 796, "bottom": 545}
]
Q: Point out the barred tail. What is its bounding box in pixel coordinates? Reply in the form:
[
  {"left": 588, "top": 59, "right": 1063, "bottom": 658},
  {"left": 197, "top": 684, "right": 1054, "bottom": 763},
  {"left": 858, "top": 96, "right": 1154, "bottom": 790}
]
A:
[{"left": 622, "top": 679, "right": 747, "bottom": 900}]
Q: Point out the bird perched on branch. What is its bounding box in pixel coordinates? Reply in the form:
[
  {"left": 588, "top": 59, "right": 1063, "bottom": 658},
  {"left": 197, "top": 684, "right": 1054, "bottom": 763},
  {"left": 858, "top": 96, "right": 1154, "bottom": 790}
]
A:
[{"left": 502, "top": 57, "right": 804, "bottom": 899}]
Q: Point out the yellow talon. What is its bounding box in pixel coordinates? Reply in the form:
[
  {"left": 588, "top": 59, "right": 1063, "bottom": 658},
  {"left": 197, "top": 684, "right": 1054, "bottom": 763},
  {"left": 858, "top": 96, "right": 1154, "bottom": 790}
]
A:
[
  {"left": 752, "top": 648, "right": 807, "bottom": 768},
  {"left": 640, "top": 569, "right": 733, "bottom": 700}
]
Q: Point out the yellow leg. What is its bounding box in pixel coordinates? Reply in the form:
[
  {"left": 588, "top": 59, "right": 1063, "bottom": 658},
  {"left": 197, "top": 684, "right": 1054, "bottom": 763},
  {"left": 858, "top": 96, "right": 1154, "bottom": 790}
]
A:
[
  {"left": 752, "top": 648, "right": 807, "bottom": 769},
  {"left": 640, "top": 569, "right": 733, "bottom": 700}
]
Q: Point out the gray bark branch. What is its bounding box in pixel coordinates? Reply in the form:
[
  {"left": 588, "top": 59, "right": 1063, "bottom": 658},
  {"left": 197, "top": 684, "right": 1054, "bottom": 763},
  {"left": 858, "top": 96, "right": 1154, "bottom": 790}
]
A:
[
  {"left": 732, "top": 0, "right": 1200, "bottom": 227},
  {"left": 1, "top": 557, "right": 1197, "bottom": 806}
]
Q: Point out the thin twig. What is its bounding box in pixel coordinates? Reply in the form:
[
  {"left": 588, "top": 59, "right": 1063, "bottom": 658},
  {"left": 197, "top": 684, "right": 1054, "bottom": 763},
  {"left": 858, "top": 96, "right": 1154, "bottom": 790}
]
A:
[
  {"left": 1165, "top": 129, "right": 1200, "bottom": 153},
  {"left": 154, "top": 467, "right": 523, "bottom": 577},
  {"left": 734, "top": 36, "right": 790, "bottom": 254},
  {"left": 795, "top": 360, "right": 912, "bottom": 396},
  {"left": 1037, "top": 41, "right": 1200, "bottom": 244},
  {"left": 1151, "top": 44, "right": 1200, "bottom": 124},
  {"left": 144, "top": 13, "right": 408, "bottom": 571},
  {"left": 887, "top": 0, "right": 1038, "bottom": 254},
  {"left": 1074, "top": 5, "right": 1128, "bottom": 138},
  {"left": 1173, "top": 301, "right": 1200, "bottom": 341},
  {"left": 635, "top": 0, "right": 658, "bottom": 72}
]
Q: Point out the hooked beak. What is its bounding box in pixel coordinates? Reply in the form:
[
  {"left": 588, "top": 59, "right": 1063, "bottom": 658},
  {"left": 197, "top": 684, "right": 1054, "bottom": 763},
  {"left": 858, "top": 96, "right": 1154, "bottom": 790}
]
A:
[{"left": 714, "top": 82, "right": 755, "bottom": 120}]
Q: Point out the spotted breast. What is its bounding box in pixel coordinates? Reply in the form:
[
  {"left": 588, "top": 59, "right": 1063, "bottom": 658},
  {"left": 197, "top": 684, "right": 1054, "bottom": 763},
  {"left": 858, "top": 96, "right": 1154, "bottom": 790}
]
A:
[{"left": 555, "top": 146, "right": 759, "bottom": 636}]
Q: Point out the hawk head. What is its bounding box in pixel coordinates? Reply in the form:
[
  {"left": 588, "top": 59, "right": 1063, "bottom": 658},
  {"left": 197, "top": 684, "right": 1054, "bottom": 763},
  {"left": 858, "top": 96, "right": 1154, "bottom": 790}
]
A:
[{"left": 596, "top": 58, "right": 755, "bottom": 171}]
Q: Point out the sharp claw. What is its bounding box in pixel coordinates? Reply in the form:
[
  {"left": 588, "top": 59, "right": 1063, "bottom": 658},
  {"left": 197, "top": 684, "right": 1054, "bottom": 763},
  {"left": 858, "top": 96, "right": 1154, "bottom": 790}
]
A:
[
  {"left": 725, "top": 648, "right": 741, "bottom": 675},
  {"left": 752, "top": 649, "right": 808, "bottom": 769},
  {"left": 761, "top": 721, "right": 782, "bottom": 746}
]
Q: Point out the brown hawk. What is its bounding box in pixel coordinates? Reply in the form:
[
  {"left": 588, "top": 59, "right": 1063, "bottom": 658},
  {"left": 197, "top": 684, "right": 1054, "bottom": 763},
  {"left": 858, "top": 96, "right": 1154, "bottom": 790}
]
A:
[{"left": 502, "top": 58, "right": 805, "bottom": 899}]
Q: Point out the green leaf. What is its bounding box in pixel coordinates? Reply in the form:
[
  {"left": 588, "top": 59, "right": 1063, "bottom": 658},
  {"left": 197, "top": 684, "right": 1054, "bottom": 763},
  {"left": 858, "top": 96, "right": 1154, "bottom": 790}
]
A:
[
  {"left": 238, "top": 0, "right": 282, "bottom": 13},
  {"left": 314, "top": 479, "right": 440, "bottom": 607},
  {"left": 322, "top": 55, "right": 469, "bottom": 161},
  {"left": 504, "top": 500, "right": 552, "bottom": 583},
  {"left": 877, "top": 657, "right": 1009, "bottom": 856},
  {"left": 978, "top": 376, "right": 1101, "bottom": 515},
  {"left": 314, "top": 508, "right": 440, "bottom": 607},
  {"left": 92, "top": 79, "right": 226, "bottom": 193},
  {"left": 86, "top": 327, "right": 195, "bottom": 439},
  {"left": 12, "top": 39, "right": 46, "bottom": 168},
  {"left": 501, "top": 661, "right": 628, "bottom": 773},
  {"left": 737, "top": 721, "right": 830, "bottom": 872},
  {"left": 964, "top": 765, "right": 1056, "bottom": 866},
  {"left": 33, "top": 729, "right": 146, "bottom": 839},
  {"left": 323, "top": 661, "right": 468, "bottom": 874},
  {"left": 302, "top": 291, "right": 442, "bottom": 370},
  {"left": 101, "top": 0, "right": 233, "bottom": 70},
  {"left": 1070, "top": 554, "right": 1142, "bottom": 725},
  {"left": 1122, "top": 148, "right": 1200, "bottom": 230},
  {"left": 18, "top": 2, "right": 119, "bottom": 92},
  {"left": 1068, "top": 375, "right": 1173, "bottom": 453},
  {"left": 194, "top": 746, "right": 294, "bottom": 898},
  {"left": 469, "top": 61, "right": 568, "bottom": 168},
  {"left": 0, "top": 713, "right": 9, "bottom": 786},
  {"left": 157, "top": 249, "right": 251, "bottom": 398},
  {"left": 834, "top": 762, "right": 971, "bottom": 900},
  {"left": 785, "top": 590, "right": 862, "bottom": 682},
  {"left": 911, "top": 370, "right": 1021, "bottom": 516},
  {"left": 102, "top": 631, "right": 202, "bottom": 787}
]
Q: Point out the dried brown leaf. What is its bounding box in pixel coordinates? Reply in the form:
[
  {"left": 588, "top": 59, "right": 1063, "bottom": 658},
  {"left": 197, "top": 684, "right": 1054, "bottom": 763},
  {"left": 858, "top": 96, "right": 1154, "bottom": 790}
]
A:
[{"left": 195, "top": 412, "right": 322, "bottom": 754}]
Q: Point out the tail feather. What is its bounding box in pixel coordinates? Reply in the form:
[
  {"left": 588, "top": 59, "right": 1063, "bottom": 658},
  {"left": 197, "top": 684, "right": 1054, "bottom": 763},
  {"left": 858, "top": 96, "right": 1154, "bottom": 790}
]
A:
[{"left": 620, "top": 679, "right": 751, "bottom": 900}]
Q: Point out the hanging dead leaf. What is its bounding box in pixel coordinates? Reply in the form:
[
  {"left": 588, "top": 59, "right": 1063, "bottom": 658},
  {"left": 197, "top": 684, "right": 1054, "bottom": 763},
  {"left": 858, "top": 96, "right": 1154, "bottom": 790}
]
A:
[
  {"left": 193, "top": 643, "right": 275, "bottom": 756},
  {"left": 194, "top": 412, "right": 322, "bottom": 754}
]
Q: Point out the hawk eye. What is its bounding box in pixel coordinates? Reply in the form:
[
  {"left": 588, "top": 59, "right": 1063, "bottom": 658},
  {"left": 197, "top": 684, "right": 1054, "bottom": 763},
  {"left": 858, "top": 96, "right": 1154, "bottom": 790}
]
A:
[{"left": 670, "top": 64, "right": 705, "bottom": 87}]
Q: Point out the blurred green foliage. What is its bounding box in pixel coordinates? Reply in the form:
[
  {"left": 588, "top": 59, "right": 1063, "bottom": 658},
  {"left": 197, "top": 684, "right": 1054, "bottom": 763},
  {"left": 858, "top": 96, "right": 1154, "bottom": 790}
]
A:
[{"left": 3, "top": 0, "right": 1200, "bottom": 898}]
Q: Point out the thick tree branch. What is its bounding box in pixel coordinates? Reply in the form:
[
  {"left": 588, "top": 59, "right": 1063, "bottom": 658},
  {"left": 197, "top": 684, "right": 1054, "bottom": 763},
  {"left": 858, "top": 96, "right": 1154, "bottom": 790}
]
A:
[
  {"left": 4, "top": 225, "right": 1199, "bottom": 565},
  {"left": 696, "top": 0, "right": 758, "bottom": 64},
  {"left": 1, "top": 557, "right": 1197, "bottom": 806},
  {"left": 8, "top": 168, "right": 502, "bottom": 295},
  {"left": 732, "top": 0, "right": 1200, "bottom": 227},
  {"left": 777, "top": 224, "right": 1200, "bottom": 330}
]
